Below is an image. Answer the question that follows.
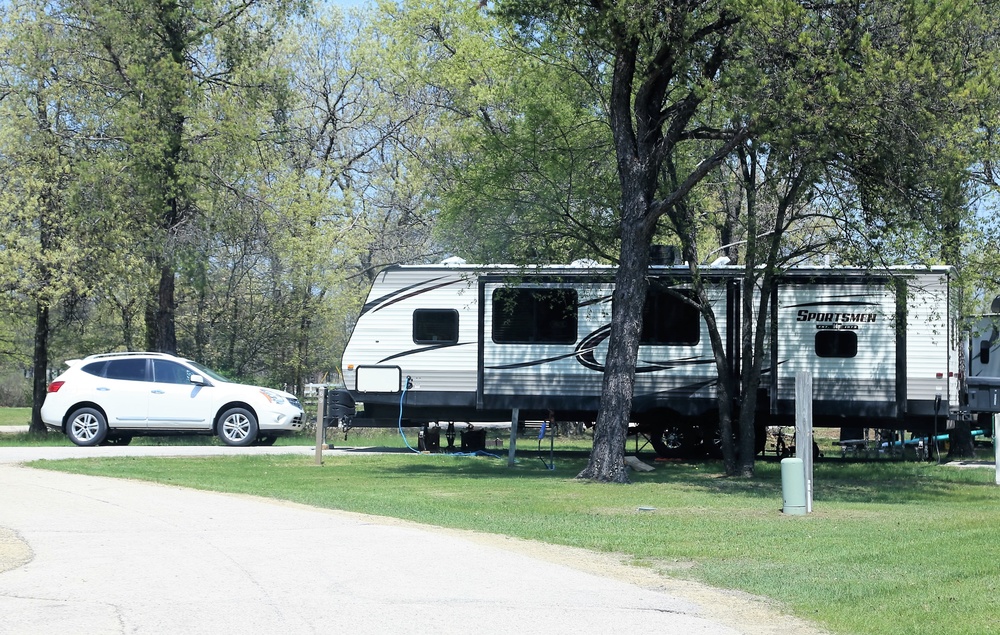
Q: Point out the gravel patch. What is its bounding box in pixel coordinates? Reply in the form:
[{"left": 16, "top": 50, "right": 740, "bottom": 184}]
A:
[{"left": 0, "top": 527, "right": 32, "bottom": 574}]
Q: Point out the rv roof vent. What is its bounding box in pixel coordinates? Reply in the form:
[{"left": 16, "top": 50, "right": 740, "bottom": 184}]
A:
[
  {"left": 440, "top": 256, "right": 467, "bottom": 266},
  {"left": 570, "top": 259, "right": 601, "bottom": 268}
]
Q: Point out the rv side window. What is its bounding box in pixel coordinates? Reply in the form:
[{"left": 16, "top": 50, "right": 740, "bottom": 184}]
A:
[
  {"left": 413, "top": 309, "right": 459, "bottom": 344},
  {"left": 815, "top": 330, "right": 858, "bottom": 358},
  {"left": 641, "top": 287, "right": 700, "bottom": 345},
  {"left": 492, "top": 288, "right": 578, "bottom": 344}
]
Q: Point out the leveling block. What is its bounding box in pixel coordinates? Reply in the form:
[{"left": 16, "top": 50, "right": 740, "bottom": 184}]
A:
[{"left": 624, "top": 456, "right": 655, "bottom": 472}]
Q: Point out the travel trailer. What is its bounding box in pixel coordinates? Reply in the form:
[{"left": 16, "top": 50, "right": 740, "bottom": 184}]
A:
[
  {"left": 335, "top": 263, "right": 989, "bottom": 457},
  {"left": 966, "top": 295, "right": 1000, "bottom": 417}
]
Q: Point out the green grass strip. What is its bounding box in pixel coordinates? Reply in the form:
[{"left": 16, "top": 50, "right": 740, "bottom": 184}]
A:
[{"left": 0, "top": 408, "right": 30, "bottom": 427}]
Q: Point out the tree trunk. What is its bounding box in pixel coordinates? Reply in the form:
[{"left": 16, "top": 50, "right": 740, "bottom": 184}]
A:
[
  {"left": 145, "top": 284, "right": 158, "bottom": 352},
  {"left": 29, "top": 302, "right": 50, "bottom": 435},
  {"left": 940, "top": 181, "right": 974, "bottom": 458},
  {"left": 576, "top": 214, "right": 653, "bottom": 483},
  {"left": 156, "top": 265, "right": 177, "bottom": 354},
  {"left": 144, "top": 265, "right": 177, "bottom": 354}
]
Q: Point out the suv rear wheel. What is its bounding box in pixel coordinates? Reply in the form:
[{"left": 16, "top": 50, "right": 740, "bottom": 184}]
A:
[
  {"left": 66, "top": 407, "right": 109, "bottom": 447},
  {"left": 218, "top": 407, "right": 258, "bottom": 447}
]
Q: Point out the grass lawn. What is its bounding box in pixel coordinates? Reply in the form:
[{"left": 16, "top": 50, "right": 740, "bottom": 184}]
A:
[
  {"left": 31, "top": 446, "right": 1000, "bottom": 635},
  {"left": 0, "top": 407, "right": 30, "bottom": 426}
]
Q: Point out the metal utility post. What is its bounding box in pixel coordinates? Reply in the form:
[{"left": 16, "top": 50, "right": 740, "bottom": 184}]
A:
[
  {"left": 994, "top": 414, "right": 999, "bottom": 486},
  {"left": 508, "top": 408, "right": 519, "bottom": 467},
  {"left": 795, "top": 371, "right": 814, "bottom": 513},
  {"left": 314, "top": 386, "right": 326, "bottom": 466}
]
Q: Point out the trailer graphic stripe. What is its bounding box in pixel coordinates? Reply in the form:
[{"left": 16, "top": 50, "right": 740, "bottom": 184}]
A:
[
  {"left": 364, "top": 278, "right": 467, "bottom": 315},
  {"left": 576, "top": 325, "right": 611, "bottom": 371},
  {"left": 361, "top": 276, "right": 446, "bottom": 315},
  {"left": 786, "top": 300, "right": 879, "bottom": 308},
  {"left": 377, "top": 342, "right": 474, "bottom": 364},
  {"left": 578, "top": 295, "right": 612, "bottom": 308},
  {"left": 485, "top": 348, "right": 599, "bottom": 370}
]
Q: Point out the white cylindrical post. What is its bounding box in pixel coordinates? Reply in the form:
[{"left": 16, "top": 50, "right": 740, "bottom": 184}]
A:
[{"left": 780, "top": 457, "right": 807, "bottom": 515}]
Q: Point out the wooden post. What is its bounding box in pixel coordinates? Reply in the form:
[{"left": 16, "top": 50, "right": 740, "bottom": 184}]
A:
[
  {"left": 795, "top": 371, "right": 814, "bottom": 513},
  {"left": 314, "top": 386, "right": 326, "bottom": 466},
  {"left": 508, "top": 408, "right": 519, "bottom": 467}
]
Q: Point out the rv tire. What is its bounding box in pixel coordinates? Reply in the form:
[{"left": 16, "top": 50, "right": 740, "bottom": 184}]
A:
[{"left": 649, "top": 425, "right": 689, "bottom": 459}]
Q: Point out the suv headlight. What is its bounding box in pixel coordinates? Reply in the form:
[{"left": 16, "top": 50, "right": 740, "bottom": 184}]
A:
[{"left": 259, "top": 388, "right": 286, "bottom": 405}]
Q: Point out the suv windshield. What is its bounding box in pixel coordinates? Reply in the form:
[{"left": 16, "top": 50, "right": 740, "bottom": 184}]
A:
[{"left": 187, "top": 361, "right": 232, "bottom": 383}]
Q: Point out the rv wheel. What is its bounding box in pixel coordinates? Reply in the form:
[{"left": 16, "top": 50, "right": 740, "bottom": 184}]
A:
[
  {"left": 702, "top": 424, "right": 724, "bottom": 458},
  {"left": 649, "top": 426, "right": 688, "bottom": 458}
]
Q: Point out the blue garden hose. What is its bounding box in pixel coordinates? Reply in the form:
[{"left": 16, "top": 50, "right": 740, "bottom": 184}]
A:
[{"left": 397, "top": 375, "right": 507, "bottom": 460}]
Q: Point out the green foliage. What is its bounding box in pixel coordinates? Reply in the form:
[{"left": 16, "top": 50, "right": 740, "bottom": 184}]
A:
[
  {"left": 435, "top": 51, "right": 620, "bottom": 263},
  {"left": 0, "top": 1, "right": 98, "bottom": 309},
  {"left": 370, "top": 0, "right": 620, "bottom": 265},
  {"left": 0, "top": 0, "right": 449, "bottom": 391},
  {"left": 0, "top": 380, "right": 31, "bottom": 409}
]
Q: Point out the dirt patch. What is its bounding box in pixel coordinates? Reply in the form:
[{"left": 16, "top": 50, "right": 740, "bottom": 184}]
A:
[{"left": 0, "top": 527, "right": 33, "bottom": 574}]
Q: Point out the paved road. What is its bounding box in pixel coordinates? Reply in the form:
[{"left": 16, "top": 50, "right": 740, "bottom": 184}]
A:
[{"left": 0, "top": 447, "right": 807, "bottom": 635}]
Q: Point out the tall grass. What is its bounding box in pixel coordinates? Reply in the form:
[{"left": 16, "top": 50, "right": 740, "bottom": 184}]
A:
[{"left": 34, "top": 451, "right": 1000, "bottom": 635}]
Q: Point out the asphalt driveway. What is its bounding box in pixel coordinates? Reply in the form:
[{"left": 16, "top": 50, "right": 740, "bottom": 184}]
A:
[{"left": 0, "top": 448, "right": 820, "bottom": 635}]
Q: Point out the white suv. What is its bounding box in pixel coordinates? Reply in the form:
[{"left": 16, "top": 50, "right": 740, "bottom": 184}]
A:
[{"left": 41, "top": 352, "right": 304, "bottom": 447}]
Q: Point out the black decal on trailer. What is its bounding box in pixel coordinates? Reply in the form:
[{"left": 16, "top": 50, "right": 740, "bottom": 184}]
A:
[
  {"left": 363, "top": 277, "right": 466, "bottom": 316},
  {"left": 377, "top": 342, "right": 474, "bottom": 365}
]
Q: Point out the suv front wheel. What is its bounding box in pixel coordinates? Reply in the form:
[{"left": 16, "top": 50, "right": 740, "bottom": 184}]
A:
[
  {"left": 218, "top": 407, "right": 258, "bottom": 447},
  {"left": 66, "top": 407, "right": 109, "bottom": 447}
]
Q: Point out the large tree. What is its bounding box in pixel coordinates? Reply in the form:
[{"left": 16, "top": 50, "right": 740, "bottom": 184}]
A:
[
  {"left": 62, "top": 0, "right": 305, "bottom": 355},
  {"left": 494, "top": 0, "right": 1000, "bottom": 480},
  {"left": 0, "top": 0, "right": 108, "bottom": 433},
  {"left": 491, "top": 0, "right": 749, "bottom": 481}
]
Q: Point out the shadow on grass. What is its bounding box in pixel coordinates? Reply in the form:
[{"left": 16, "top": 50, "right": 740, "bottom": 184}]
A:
[{"left": 352, "top": 448, "right": 999, "bottom": 507}]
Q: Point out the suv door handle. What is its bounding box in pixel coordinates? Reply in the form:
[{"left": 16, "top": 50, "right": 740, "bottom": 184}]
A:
[
  {"left": 151, "top": 389, "right": 165, "bottom": 394},
  {"left": 96, "top": 387, "right": 110, "bottom": 392}
]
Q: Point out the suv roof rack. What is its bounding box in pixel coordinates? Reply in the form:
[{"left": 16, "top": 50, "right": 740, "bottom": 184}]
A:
[{"left": 83, "top": 352, "right": 178, "bottom": 360}]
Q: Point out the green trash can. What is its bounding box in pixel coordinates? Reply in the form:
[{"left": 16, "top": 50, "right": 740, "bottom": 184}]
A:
[{"left": 780, "top": 457, "right": 807, "bottom": 515}]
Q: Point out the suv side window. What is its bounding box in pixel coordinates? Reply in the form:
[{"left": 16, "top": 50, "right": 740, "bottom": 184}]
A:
[
  {"left": 152, "top": 359, "right": 193, "bottom": 385},
  {"left": 81, "top": 361, "right": 107, "bottom": 377},
  {"left": 104, "top": 358, "right": 148, "bottom": 381}
]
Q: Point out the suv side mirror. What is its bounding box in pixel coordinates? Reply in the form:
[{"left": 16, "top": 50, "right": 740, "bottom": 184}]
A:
[{"left": 189, "top": 374, "right": 208, "bottom": 386}]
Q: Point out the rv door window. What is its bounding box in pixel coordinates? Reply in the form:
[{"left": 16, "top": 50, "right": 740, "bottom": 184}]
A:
[
  {"left": 641, "top": 287, "right": 700, "bottom": 345},
  {"left": 413, "top": 309, "right": 459, "bottom": 344},
  {"left": 492, "top": 288, "right": 578, "bottom": 344},
  {"left": 815, "top": 330, "right": 858, "bottom": 358}
]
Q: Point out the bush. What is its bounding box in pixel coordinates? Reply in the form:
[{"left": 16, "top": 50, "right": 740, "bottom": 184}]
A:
[{"left": 0, "top": 373, "right": 32, "bottom": 408}]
